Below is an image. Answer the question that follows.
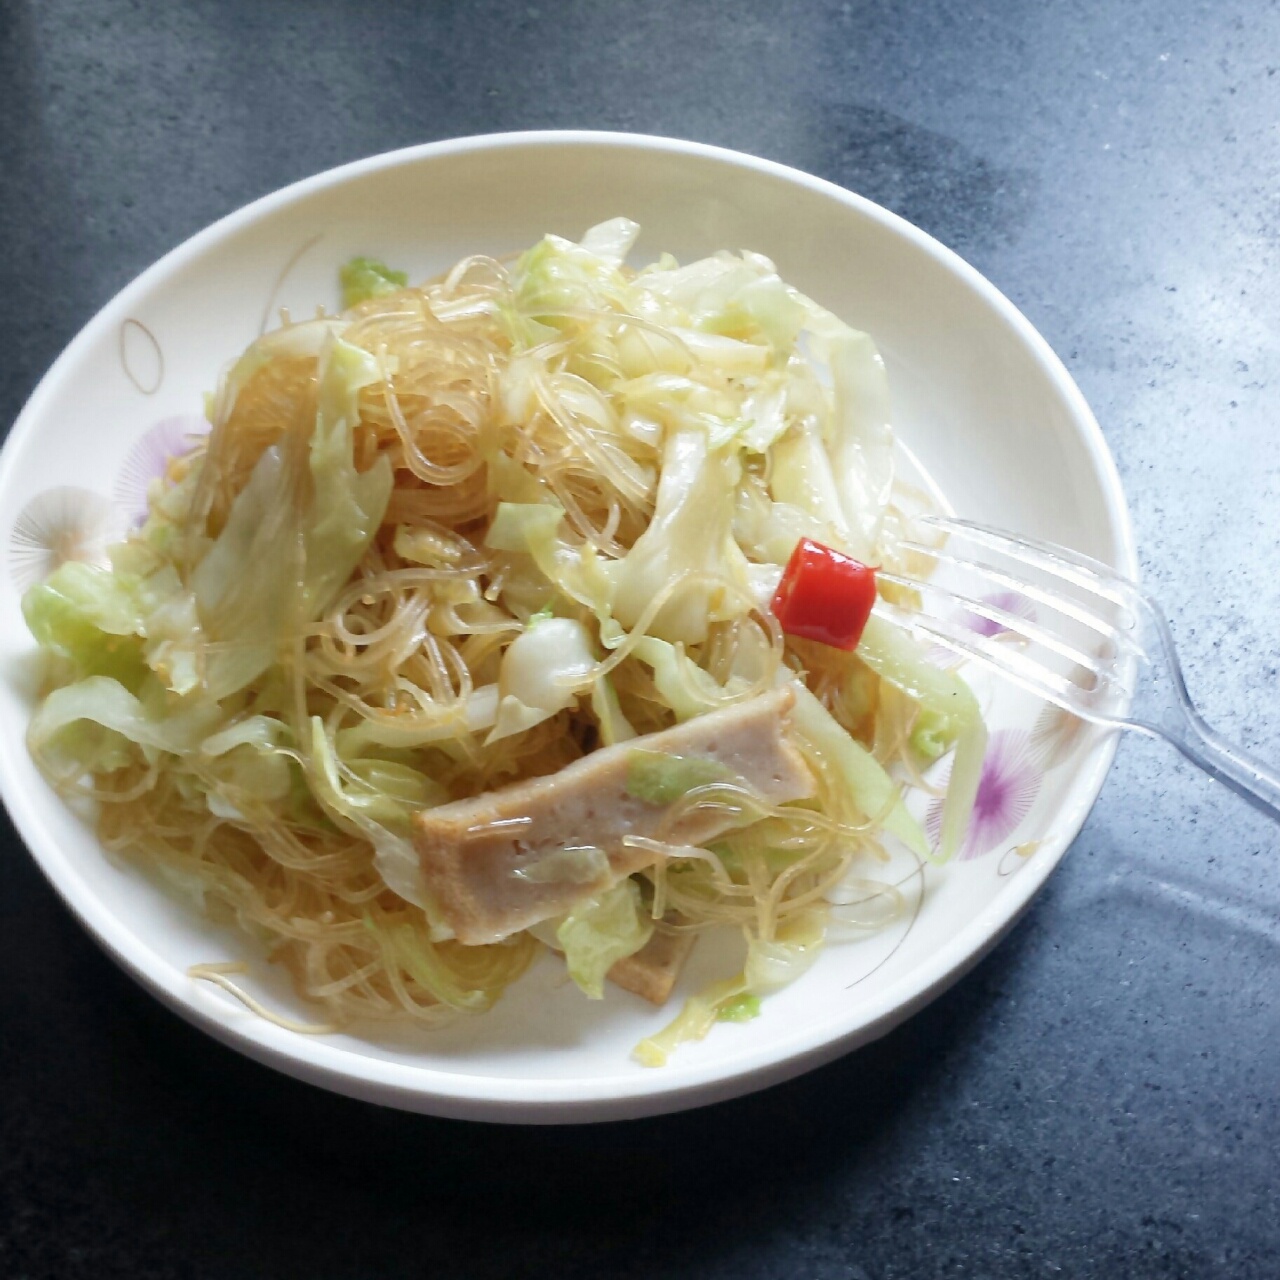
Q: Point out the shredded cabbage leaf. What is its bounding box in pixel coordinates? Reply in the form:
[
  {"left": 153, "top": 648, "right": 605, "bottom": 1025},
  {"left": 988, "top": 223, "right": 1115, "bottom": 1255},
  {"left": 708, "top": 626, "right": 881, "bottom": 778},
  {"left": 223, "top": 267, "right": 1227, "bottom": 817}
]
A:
[
  {"left": 556, "top": 878, "right": 654, "bottom": 999},
  {"left": 340, "top": 256, "right": 409, "bottom": 309},
  {"left": 625, "top": 750, "right": 734, "bottom": 805}
]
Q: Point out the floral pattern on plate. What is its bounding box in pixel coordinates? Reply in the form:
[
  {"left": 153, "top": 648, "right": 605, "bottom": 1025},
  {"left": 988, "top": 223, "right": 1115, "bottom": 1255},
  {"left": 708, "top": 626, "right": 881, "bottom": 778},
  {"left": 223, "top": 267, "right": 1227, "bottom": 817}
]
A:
[
  {"left": 8, "top": 486, "right": 120, "bottom": 592},
  {"left": 114, "top": 415, "right": 210, "bottom": 527},
  {"left": 959, "top": 589, "right": 1037, "bottom": 639},
  {"left": 927, "top": 728, "right": 1043, "bottom": 861}
]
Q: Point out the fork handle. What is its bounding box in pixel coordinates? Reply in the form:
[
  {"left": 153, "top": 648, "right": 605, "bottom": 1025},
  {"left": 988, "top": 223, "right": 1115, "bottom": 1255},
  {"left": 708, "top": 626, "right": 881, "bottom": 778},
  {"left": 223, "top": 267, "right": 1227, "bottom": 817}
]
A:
[{"left": 1162, "top": 710, "right": 1280, "bottom": 825}]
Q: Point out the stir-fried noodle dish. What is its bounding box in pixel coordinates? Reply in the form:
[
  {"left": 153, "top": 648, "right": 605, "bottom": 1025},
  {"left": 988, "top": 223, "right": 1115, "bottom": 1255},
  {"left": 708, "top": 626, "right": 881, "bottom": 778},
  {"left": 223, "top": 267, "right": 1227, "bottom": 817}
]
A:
[{"left": 23, "top": 220, "right": 986, "bottom": 1063}]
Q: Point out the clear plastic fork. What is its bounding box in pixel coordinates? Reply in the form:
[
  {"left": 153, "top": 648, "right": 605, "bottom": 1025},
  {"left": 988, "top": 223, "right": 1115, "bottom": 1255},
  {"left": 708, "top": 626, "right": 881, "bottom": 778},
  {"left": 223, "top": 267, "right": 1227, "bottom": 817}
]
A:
[{"left": 872, "top": 514, "right": 1280, "bottom": 823}]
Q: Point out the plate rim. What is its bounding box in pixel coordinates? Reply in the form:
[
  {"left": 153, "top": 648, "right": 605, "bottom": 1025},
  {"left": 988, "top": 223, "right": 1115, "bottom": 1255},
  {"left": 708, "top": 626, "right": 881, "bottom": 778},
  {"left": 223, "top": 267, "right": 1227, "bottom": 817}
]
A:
[{"left": 0, "top": 130, "right": 1136, "bottom": 1122}]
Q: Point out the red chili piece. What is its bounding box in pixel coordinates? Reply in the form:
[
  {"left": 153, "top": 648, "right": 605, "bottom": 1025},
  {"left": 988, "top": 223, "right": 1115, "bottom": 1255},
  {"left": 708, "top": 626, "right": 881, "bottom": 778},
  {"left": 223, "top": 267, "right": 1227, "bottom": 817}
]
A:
[{"left": 771, "top": 537, "right": 878, "bottom": 651}]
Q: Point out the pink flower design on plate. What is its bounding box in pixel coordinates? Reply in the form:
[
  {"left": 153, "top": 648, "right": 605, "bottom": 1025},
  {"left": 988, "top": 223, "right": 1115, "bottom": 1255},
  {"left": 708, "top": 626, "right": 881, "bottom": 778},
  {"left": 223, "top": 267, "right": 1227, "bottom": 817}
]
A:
[
  {"left": 928, "top": 728, "right": 1042, "bottom": 861},
  {"left": 960, "top": 590, "right": 1036, "bottom": 639},
  {"left": 114, "top": 415, "right": 210, "bottom": 526}
]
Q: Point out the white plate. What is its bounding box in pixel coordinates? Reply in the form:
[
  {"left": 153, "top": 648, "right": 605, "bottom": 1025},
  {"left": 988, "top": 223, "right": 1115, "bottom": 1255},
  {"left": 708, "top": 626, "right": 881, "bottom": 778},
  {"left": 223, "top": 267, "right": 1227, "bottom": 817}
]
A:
[{"left": 0, "top": 132, "right": 1134, "bottom": 1122}]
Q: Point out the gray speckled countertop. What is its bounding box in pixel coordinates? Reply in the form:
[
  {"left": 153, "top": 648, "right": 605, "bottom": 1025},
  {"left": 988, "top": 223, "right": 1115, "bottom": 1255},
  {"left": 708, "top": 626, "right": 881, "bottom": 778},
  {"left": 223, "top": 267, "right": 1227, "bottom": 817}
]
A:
[{"left": 2, "top": 1, "right": 1278, "bottom": 1276}]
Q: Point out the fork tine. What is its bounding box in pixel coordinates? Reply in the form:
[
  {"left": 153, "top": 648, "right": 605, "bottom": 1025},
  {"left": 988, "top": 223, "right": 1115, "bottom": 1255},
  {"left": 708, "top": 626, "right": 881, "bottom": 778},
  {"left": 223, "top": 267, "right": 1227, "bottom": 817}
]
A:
[
  {"left": 875, "top": 569, "right": 1133, "bottom": 672},
  {"left": 872, "top": 600, "right": 1130, "bottom": 721},
  {"left": 896, "top": 540, "right": 1135, "bottom": 638},
  {"left": 916, "top": 514, "right": 1138, "bottom": 608}
]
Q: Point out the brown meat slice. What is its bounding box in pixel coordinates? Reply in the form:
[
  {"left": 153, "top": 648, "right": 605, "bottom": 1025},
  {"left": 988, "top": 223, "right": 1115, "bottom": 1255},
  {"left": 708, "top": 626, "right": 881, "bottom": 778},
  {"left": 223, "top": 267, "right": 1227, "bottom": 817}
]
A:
[
  {"left": 607, "top": 923, "right": 697, "bottom": 1005},
  {"left": 415, "top": 687, "right": 813, "bottom": 944}
]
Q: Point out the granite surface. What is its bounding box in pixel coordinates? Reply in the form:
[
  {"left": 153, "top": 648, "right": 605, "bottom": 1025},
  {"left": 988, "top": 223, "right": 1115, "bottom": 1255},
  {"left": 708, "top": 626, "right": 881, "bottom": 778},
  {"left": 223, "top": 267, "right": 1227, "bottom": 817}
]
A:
[{"left": 2, "top": 0, "right": 1278, "bottom": 1276}]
